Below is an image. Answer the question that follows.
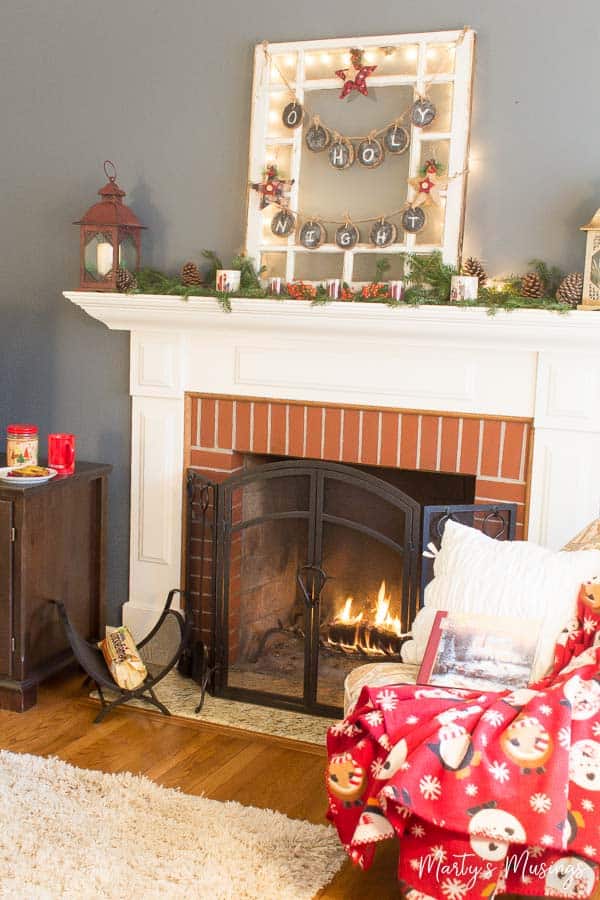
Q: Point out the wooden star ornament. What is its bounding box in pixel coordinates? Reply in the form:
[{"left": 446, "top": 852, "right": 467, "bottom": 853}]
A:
[
  {"left": 408, "top": 159, "right": 450, "bottom": 207},
  {"left": 251, "top": 164, "right": 294, "bottom": 209},
  {"left": 335, "top": 47, "right": 377, "bottom": 99}
]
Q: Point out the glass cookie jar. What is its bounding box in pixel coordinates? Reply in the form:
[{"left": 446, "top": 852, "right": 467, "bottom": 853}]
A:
[{"left": 6, "top": 424, "right": 39, "bottom": 467}]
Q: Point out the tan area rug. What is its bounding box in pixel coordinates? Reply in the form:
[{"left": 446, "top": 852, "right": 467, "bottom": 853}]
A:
[
  {"left": 92, "top": 670, "right": 337, "bottom": 745},
  {"left": 0, "top": 750, "right": 345, "bottom": 899}
]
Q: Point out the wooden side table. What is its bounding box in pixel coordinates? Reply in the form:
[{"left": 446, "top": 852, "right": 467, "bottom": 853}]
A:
[{"left": 0, "top": 461, "right": 111, "bottom": 711}]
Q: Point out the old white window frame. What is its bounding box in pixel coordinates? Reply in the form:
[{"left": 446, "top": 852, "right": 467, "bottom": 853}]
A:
[{"left": 245, "top": 29, "right": 476, "bottom": 284}]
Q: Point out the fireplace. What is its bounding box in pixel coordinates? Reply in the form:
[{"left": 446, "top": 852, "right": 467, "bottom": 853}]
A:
[
  {"left": 186, "top": 453, "right": 516, "bottom": 714},
  {"left": 64, "top": 293, "right": 600, "bottom": 686}
]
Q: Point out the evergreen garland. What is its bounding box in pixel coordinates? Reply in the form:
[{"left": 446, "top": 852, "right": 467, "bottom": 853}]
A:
[{"left": 130, "top": 252, "right": 572, "bottom": 316}]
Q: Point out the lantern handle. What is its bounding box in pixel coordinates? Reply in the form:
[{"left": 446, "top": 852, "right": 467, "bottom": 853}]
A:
[{"left": 103, "top": 160, "right": 117, "bottom": 182}]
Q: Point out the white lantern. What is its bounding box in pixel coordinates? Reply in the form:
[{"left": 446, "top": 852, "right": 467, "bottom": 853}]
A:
[{"left": 580, "top": 208, "right": 600, "bottom": 309}]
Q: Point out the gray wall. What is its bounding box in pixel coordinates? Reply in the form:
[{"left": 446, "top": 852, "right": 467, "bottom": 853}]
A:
[{"left": 1, "top": 0, "right": 599, "bottom": 623}]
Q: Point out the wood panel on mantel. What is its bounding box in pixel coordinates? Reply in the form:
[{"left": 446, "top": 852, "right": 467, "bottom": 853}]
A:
[{"left": 0, "top": 672, "right": 590, "bottom": 900}]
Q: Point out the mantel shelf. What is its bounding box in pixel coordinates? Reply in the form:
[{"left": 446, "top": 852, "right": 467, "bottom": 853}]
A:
[
  {"left": 62, "top": 289, "right": 600, "bottom": 633},
  {"left": 64, "top": 291, "right": 600, "bottom": 350}
]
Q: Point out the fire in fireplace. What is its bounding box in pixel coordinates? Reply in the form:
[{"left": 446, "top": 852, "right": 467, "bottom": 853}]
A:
[
  {"left": 185, "top": 457, "right": 515, "bottom": 715},
  {"left": 327, "top": 581, "right": 405, "bottom": 656}
]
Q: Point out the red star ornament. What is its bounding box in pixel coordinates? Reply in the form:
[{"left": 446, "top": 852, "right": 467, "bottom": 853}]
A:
[
  {"left": 251, "top": 165, "right": 294, "bottom": 209},
  {"left": 335, "top": 65, "right": 377, "bottom": 99}
]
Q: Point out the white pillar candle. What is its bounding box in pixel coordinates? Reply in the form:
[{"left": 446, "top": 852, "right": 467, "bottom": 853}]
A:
[{"left": 96, "top": 242, "right": 113, "bottom": 277}]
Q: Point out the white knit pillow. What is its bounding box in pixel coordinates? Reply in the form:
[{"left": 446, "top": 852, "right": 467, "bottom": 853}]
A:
[{"left": 402, "top": 520, "right": 600, "bottom": 682}]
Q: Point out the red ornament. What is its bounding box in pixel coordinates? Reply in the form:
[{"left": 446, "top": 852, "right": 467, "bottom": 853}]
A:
[
  {"left": 286, "top": 280, "right": 317, "bottom": 300},
  {"left": 251, "top": 164, "right": 294, "bottom": 209},
  {"left": 336, "top": 64, "right": 377, "bottom": 99},
  {"left": 360, "top": 282, "right": 389, "bottom": 300}
]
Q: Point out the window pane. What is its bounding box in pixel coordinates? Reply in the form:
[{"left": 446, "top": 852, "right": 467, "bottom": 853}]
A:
[{"left": 294, "top": 253, "right": 344, "bottom": 281}]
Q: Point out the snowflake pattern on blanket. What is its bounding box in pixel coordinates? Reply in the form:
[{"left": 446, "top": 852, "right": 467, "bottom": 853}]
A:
[{"left": 326, "top": 583, "right": 600, "bottom": 899}]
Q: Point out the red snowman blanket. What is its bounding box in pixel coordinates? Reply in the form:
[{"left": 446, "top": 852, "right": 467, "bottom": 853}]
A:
[{"left": 326, "top": 583, "right": 600, "bottom": 899}]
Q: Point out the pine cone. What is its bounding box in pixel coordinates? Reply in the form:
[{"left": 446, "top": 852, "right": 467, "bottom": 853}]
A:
[
  {"left": 520, "top": 272, "right": 545, "bottom": 298},
  {"left": 556, "top": 272, "right": 584, "bottom": 307},
  {"left": 181, "top": 261, "right": 203, "bottom": 286},
  {"left": 462, "top": 257, "right": 488, "bottom": 286},
  {"left": 116, "top": 267, "right": 137, "bottom": 292}
]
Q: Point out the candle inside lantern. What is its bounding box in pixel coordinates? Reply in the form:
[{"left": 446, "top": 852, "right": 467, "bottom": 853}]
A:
[
  {"left": 96, "top": 241, "right": 113, "bottom": 277},
  {"left": 269, "top": 277, "right": 282, "bottom": 295}
]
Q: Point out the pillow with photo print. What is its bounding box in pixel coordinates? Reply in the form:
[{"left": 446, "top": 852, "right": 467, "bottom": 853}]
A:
[{"left": 401, "top": 520, "right": 600, "bottom": 683}]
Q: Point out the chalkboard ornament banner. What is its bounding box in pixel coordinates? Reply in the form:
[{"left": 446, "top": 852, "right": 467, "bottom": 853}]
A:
[
  {"left": 370, "top": 218, "right": 398, "bottom": 248},
  {"left": 305, "top": 120, "right": 331, "bottom": 152},
  {"left": 356, "top": 137, "right": 385, "bottom": 169},
  {"left": 402, "top": 206, "right": 426, "bottom": 233},
  {"left": 411, "top": 97, "right": 437, "bottom": 128},
  {"left": 384, "top": 124, "right": 410, "bottom": 155},
  {"left": 271, "top": 208, "right": 296, "bottom": 237},
  {"left": 335, "top": 222, "right": 360, "bottom": 250},
  {"left": 300, "top": 220, "right": 326, "bottom": 249},
  {"left": 328, "top": 139, "right": 354, "bottom": 170},
  {"left": 282, "top": 101, "right": 304, "bottom": 129}
]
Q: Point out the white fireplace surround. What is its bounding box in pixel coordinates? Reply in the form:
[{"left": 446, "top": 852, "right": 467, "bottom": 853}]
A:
[{"left": 64, "top": 292, "right": 600, "bottom": 636}]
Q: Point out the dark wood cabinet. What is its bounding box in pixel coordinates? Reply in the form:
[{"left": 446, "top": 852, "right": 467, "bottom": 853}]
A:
[{"left": 0, "top": 461, "right": 111, "bottom": 711}]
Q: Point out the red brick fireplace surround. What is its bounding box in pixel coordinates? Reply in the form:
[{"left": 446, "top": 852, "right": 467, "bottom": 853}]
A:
[{"left": 186, "top": 394, "right": 533, "bottom": 537}]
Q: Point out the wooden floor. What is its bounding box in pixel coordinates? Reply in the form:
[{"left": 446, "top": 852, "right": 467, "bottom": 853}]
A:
[
  {"left": 0, "top": 671, "right": 398, "bottom": 899},
  {"left": 1, "top": 673, "right": 596, "bottom": 900}
]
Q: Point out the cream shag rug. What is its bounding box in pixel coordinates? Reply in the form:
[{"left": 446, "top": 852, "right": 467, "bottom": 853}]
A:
[{"left": 0, "top": 751, "right": 345, "bottom": 899}]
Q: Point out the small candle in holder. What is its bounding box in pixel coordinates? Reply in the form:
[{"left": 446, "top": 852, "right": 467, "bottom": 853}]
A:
[
  {"left": 269, "top": 277, "right": 282, "bottom": 295},
  {"left": 216, "top": 269, "right": 241, "bottom": 293},
  {"left": 450, "top": 275, "right": 479, "bottom": 301},
  {"left": 389, "top": 280, "right": 404, "bottom": 301},
  {"left": 327, "top": 279, "right": 341, "bottom": 300}
]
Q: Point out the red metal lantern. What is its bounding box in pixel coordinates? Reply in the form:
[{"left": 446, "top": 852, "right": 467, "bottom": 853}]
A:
[{"left": 74, "top": 160, "right": 145, "bottom": 291}]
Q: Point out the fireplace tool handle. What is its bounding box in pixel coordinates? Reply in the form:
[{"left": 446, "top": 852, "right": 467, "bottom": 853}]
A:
[{"left": 296, "top": 565, "right": 330, "bottom": 608}]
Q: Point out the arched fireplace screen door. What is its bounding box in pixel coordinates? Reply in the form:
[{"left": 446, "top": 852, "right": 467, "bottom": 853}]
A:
[
  {"left": 188, "top": 460, "right": 422, "bottom": 717},
  {"left": 187, "top": 461, "right": 517, "bottom": 715}
]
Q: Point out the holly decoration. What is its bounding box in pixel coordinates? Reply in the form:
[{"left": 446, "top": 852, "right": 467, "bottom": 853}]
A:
[
  {"left": 360, "top": 283, "right": 389, "bottom": 300},
  {"left": 286, "top": 280, "right": 317, "bottom": 300},
  {"left": 335, "top": 47, "right": 377, "bottom": 99},
  {"left": 251, "top": 164, "right": 293, "bottom": 209},
  {"left": 408, "top": 159, "right": 448, "bottom": 207}
]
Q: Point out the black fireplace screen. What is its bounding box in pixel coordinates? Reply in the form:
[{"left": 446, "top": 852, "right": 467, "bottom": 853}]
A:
[{"left": 186, "top": 460, "right": 516, "bottom": 716}]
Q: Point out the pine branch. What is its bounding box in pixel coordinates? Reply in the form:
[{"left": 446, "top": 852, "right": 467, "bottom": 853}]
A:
[
  {"left": 374, "top": 256, "right": 392, "bottom": 282},
  {"left": 201, "top": 249, "right": 224, "bottom": 285},
  {"left": 528, "top": 258, "right": 564, "bottom": 297}
]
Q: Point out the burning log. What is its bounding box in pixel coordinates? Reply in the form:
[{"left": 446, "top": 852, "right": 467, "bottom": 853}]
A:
[
  {"left": 328, "top": 621, "right": 361, "bottom": 648},
  {"left": 327, "top": 621, "right": 405, "bottom": 656},
  {"left": 327, "top": 583, "right": 407, "bottom": 656},
  {"left": 361, "top": 624, "right": 405, "bottom": 656}
]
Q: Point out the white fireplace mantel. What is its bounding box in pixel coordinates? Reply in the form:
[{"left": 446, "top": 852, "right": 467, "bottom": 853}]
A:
[{"left": 64, "top": 291, "right": 600, "bottom": 635}]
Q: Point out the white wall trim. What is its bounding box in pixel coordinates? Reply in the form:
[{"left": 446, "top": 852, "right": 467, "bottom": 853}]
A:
[{"left": 64, "top": 291, "right": 600, "bottom": 635}]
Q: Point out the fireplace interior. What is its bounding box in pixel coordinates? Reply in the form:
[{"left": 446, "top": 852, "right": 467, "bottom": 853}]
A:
[{"left": 187, "top": 455, "right": 506, "bottom": 715}]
